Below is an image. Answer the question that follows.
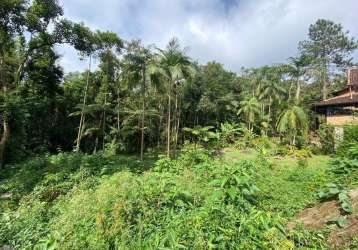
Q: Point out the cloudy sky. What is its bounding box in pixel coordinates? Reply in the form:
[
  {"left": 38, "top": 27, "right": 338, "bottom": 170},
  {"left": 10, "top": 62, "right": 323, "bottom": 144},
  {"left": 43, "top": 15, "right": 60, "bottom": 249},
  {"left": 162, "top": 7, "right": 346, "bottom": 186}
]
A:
[{"left": 57, "top": 0, "right": 358, "bottom": 73}]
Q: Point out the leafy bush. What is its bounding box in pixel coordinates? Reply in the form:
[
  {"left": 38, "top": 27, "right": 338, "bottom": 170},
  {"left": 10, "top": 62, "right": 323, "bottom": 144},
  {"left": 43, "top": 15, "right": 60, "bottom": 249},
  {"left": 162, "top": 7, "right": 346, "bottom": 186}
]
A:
[
  {"left": 315, "top": 143, "right": 358, "bottom": 216},
  {"left": 289, "top": 147, "right": 312, "bottom": 159},
  {"left": 234, "top": 127, "right": 257, "bottom": 149},
  {"left": 287, "top": 224, "right": 326, "bottom": 249},
  {"left": 297, "top": 158, "right": 308, "bottom": 168},
  {"left": 343, "top": 125, "right": 358, "bottom": 143},
  {"left": 334, "top": 125, "right": 358, "bottom": 154},
  {"left": 329, "top": 143, "right": 358, "bottom": 186},
  {"left": 154, "top": 144, "right": 212, "bottom": 173},
  {"left": 218, "top": 122, "right": 241, "bottom": 147},
  {"left": 183, "top": 126, "right": 219, "bottom": 148},
  {"left": 251, "top": 136, "right": 277, "bottom": 150},
  {"left": 317, "top": 183, "right": 353, "bottom": 214},
  {"left": 209, "top": 161, "right": 260, "bottom": 209},
  {"left": 276, "top": 145, "right": 312, "bottom": 160},
  {"left": 317, "top": 124, "right": 335, "bottom": 154}
]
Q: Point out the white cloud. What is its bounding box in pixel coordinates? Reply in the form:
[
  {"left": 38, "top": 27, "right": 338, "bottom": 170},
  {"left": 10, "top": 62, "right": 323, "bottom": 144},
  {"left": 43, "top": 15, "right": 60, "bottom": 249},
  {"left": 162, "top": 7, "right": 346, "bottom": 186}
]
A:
[{"left": 56, "top": 0, "right": 358, "bottom": 73}]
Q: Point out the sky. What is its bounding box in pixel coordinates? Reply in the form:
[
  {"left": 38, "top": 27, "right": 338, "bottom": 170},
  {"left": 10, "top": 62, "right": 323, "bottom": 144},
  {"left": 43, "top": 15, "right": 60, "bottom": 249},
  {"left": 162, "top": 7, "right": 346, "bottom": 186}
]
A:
[{"left": 56, "top": 0, "right": 358, "bottom": 73}]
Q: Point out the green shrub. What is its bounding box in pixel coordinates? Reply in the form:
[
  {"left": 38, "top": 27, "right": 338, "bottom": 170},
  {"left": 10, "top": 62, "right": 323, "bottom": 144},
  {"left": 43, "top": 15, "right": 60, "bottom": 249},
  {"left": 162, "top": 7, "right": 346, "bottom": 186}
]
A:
[
  {"left": 329, "top": 143, "right": 358, "bottom": 187},
  {"left": 154, "top": 144, "right": 212, "bottom": 173},
  {"left": 276, "top": 145, "right": 312, "bottom": 159},
  {"left": 288, "top": 224, "right": 326, "bottom": 249},
  {"left": 297, "top": 158, "right": 308, "bottom": 168},
  {"left": 343, "top": 125, "right": 358, "bottom": 143},
  {"left": 316, "top": 143, "right": 358, "bottom": 216},
  {"left": 317, "top": 124, "right": 335, "bottom": 154},
  {"left": 34, "top": 162, "right": 290, "bottom": 250},
  {"left": 251, "top": 136, "right": 276, "bottom": 150},
  {"left": 218, "top": 122, "right": 241, "bottom": 147},
  {"left": 317, "top": 183, "right": 353, "bottom": 214},
  {"left": 0, "top": 200, "right": 51, "bottom": 248},
  {"left": 234, "top": 127, "right": 257, "bottom": 149}
]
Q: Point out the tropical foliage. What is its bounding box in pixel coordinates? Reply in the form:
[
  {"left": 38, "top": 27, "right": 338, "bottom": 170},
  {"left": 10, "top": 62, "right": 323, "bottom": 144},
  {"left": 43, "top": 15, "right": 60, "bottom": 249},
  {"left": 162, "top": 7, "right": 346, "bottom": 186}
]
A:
[{"left": 0, "top": 1, "right": 358, "bottom": 249}]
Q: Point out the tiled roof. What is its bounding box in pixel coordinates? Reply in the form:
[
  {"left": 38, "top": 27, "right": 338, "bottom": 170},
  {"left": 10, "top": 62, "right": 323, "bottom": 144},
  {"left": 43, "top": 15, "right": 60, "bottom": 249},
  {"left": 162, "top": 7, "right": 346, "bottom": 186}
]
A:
[
  {"left": 333, "top": 85, "right": 358, "bottom": 96},
  {"left": 313, "top": 68, "right": 358, "bottom": 108},
  {"left": 313, "top": 93, "right": 358, "bottom": 107}
]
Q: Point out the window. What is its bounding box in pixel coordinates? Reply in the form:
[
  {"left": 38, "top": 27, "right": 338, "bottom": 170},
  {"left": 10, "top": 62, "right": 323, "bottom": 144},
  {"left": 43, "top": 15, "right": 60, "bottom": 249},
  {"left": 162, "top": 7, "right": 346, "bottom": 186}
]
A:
[{"left": 327, "top": 106, "right": 354, "bottom": 116}]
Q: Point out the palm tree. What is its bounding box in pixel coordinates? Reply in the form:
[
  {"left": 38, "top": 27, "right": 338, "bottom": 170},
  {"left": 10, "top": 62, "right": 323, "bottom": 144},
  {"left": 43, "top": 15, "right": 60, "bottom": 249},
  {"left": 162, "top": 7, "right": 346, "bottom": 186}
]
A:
[
  {"left": 148, "top": 38, "right": 195, "bottom": 157},
  {"left": 257, "top": 74, "right": 285, "bottom": 122},
  {"left": 288, "top": 56, "right": 309, "bottom": 103},
  {"left": 74, "top": 28, "right": 98, "bottom": 153},
  {"left": 119, "top": 97, "right": 159, "bottom": 153},
  {"left": 75, "top": 31, "right": 122, "bottom": 152},
  {"left": 237, "top": 97, "right": 261, "bottom": 132},
  {"left": 122, "top": 40, "right": 152, "bottom": 161},
  {"left": 71, "top": 102, "right": 111, "bottom": 153},
  {"left": 276, "top": 105, "right": 308, "bottom": 145},
  {"left": 75, "top": 55, "right": 92, "bottom": 152}
]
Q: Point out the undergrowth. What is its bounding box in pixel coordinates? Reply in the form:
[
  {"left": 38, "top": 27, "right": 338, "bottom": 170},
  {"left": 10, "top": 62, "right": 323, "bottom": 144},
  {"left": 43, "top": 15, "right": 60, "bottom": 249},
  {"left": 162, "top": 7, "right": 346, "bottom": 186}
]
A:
[{"left": 0, "top": 145, "right": 333, "bottom": 249}]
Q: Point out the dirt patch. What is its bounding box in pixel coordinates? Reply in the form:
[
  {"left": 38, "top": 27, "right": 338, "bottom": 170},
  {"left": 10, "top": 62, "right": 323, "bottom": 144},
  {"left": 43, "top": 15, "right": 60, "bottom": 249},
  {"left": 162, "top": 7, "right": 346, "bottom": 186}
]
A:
[
  {"left": 222, "top": 148, "right": 235, "bottom": 153},
  {"left": 328, "top": 216, "right": 358, "bottom": 249},
  {"left": 288, "top": 189, "right": 358, "bottom": 249},
  {"left": 239, "top": 149, "right": 252, "bottom": 154}
]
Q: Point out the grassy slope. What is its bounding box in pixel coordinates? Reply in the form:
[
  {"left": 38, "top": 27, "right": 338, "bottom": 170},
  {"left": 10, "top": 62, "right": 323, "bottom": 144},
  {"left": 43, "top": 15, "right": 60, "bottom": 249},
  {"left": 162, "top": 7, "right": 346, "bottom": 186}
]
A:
[
  {"left": 0, "top": 149, "right": 333, "bottom": 249},
  {"left": 0, "top": 153, "right": 157, "bottom": 212},
  {"left": 223, "top": 148, "right": 331, "bottom": 217}
]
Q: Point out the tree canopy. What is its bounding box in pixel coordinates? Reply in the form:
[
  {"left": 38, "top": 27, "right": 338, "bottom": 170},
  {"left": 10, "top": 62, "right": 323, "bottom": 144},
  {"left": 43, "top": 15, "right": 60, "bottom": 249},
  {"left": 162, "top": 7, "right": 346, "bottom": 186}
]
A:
[{"left": 0, "top": 3, "right": 357, "bottom": 166}]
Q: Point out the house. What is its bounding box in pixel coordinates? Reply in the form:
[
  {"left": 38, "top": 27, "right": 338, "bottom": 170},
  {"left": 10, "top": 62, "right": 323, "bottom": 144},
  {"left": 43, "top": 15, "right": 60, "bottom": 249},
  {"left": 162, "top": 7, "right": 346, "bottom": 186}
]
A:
[{"left": 313, "top": 67, "right": 358, "bottom": 127}]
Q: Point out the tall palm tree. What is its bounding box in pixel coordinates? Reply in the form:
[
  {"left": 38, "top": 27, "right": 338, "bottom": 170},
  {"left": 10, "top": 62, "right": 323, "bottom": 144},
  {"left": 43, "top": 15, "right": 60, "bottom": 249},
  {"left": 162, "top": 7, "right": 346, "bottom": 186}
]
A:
[
  {"left": 276, "top": 105, "right": 308, "bottom": 145},
  {"left": 238, "top": 97, "right": 261, "bottom": 132},
  {"left": 288, "top": 56, "right": 309, "bottom": 103},
  {"left": 71, "top": 102, "right": 111, "bottom": 153},
  {"left": 257, "top": 75, "right": 285, "bottom": 122},
  {"left": 75, "top": 31, "right": 122, "bottom": 152},
  {"left": 148, "top": 38, "right": 195, "bottom": 157},
  {"left": 122, "top": 40, "right": 152, "bottom": 161},
  {"left": 75, "top": 55, "right": 92, "bottom": 152}
]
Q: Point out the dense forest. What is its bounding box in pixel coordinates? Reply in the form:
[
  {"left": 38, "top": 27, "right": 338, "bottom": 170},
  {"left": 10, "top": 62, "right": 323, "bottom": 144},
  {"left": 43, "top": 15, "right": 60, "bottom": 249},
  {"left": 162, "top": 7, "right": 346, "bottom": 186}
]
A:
[{"left": 1, "top": 0, "right": 358, "bottom": 249}]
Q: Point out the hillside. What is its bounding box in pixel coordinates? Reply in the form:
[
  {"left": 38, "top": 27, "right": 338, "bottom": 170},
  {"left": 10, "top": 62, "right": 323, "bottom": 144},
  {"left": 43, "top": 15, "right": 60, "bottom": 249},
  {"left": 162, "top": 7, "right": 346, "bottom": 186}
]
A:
[{"left": 2, "top": 145, "right": 357, "bottom": 249}]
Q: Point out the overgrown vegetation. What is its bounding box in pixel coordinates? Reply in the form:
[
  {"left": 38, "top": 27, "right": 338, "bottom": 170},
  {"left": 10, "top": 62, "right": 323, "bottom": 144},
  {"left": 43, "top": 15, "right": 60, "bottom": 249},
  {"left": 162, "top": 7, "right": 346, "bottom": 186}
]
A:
[
  {"left": 1, "top": 0, "right": 358, "bottom": 249},
  {"left": 1, "top": 135, "right": 358, "bottom": 249},
  {"left": 1, "top": 146, "right": 332, "bottom": 249}
]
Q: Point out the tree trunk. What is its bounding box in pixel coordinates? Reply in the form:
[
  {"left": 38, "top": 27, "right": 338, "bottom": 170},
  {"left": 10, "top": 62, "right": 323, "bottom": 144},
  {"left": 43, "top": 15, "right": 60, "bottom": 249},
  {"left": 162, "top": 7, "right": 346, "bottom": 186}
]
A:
[
  {"left": 93, "top": 135, "right": 99, "bottom": 154},
  {"left": 117, "top": 88, "right": 120, "bottom": 139},
  {"left": 295, "top": 78, "right": 301, "bottom": 103},
  {"left": 292, "top": 134, "right": 296, "bottom": 146},
  {"left": 0, "top": 57, "right": 10, "bottom": 168},
  {"left": 75, "top": 55, "right": 91, "bottom": 152},
  {"left": 322, "top": 63, "right": 328, "bottom": 100},
  {"left": 175, "top": 113, "right": 180, "bottom": 153},
  {"left": 0, "top": 110, "right": 10, "bottom": 168},
  {"left": 157, "top": 110, "right": 163, "bottom": 150},
  {"left": 140, "top": 65, "right": 146, "bottom": 161},
  {"left": 102, "top": 93, "right": 107, "bottom": 150},
  {"left": 268, "top": 104, "right": 271, "bottom": 123},
  {"left": 166, "top": 81, "right": 172, "bottom": 158},
  {"left": 322, "top": 78, "right": 327, "bottom": 100},
  {"left": 94, "top": 113, "right": 103, "bottom": 154},
  {"left": 288, "top": 81, "right": 293, "bottom": 101},
  {"left": 173, "top": 91, "right": 179, "bottom": 158}
]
